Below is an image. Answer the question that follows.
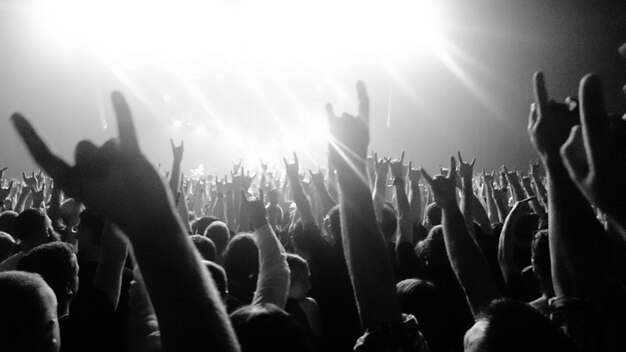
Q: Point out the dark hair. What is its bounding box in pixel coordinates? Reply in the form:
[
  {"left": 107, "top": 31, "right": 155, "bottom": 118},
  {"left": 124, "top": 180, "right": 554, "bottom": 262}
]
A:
[
  {"left": 78, "top": 209, "right": 105, "bottom": 245},
  {"left": 0, "top": 231, "right": 16, "bottom": 262},
  {"left": 425, "top": 203, "right": 441, "bottom": 226},
  {"left": 15, "top": 208, "right": 49, "bottom": 245},
  {"left": 192, "top": 235, "right": 217, "bottom": 261},
  {"left": 230, "top": 303, "right": 313, "bottom": 352},
  {"left": 223, "top": 234, "right": 258, "bottom": 305},
  {"left": 0, "top": 210, "right": 18, "bottom": 237},
  {"left": 380, "top": 203, "right": 398, "bottom": 240},
  {"left": 474, "top": 298, "right": 574, "bottom": 352},
  {"left": 18, "top": 242, "right": 77, "bottom": 304},
  {"left": 204, "top": 260, "right": 228, "bottom": 301},
  {"left": 0, "top": 271, "right": 57, "bottom": 351},
  {"left": 195, "top": 216, "right": 218, "bottom": 236},
  {"left": 205, "top": 221, "right": 230, "bottom": 258}
]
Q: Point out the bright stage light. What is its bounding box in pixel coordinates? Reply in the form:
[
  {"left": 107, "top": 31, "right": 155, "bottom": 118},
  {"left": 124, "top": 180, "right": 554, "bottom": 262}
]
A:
[{"left": 35, "top": 0, "right": 443, "bottom": 62}]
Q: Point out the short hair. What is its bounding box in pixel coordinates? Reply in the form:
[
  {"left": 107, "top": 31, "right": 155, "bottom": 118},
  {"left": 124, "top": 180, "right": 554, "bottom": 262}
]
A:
[
  {"left": 230, "top": 303, "right": 313, "bottom": 352},
  {"left": 380, "top": 203, "right": 398, "bottom": 240},
  {"left": 78, "top": 209, "right": 105, "bottom": 245},
  {"left": 18, "top": 242, "right": 77, "bottom": 303},
  {"left": 195, "top": 216, "right": 218, "bottom": 236},
  {"left": 0, "top": 271, "right": 58, "bottom": 351},
  {"left": 223, "top": 234, "right": 258, "bottom": 304},
  {"left": 205, "top": 221, "right": 230, "bottom": 257},
  {"left": 286, "top": 253, "right": 309, "bottom": 286},
  {"left": 192, "top": 235, "right": 217, "bottom": 261},
  {"left": 425, "top": 203, "right": 441, "bottom": 226},
  {"left": 15, "top": 208, "right": 49, "bottom": 244},
  {"left": 0, "top": 231, "right": 16, "bottom": 262},
  {"left": 0, "top": 210, "right": 18, "bottom": 236},
  {"left": 204, "top": 260, "right": 228, "bottom": 300},
  {"left": 474, "top": 298, "right": 574, "bottom": 352}
]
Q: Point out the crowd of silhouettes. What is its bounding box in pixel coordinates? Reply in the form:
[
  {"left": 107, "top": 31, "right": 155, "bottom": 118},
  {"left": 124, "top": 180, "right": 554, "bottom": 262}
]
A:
[{"left": 1, "top": 65, "right": 626, "bottom": 352}]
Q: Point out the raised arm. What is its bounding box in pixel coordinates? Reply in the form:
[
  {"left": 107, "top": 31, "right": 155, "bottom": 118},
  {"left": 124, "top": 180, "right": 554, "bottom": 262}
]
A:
[
  {"left": 12, "top": 92, "right": 240, "bottom": 352},
  {"left": 529, "top": 160, "right": 548, "bottom": 208},
  {"left": 327, "top": 81, "right": 402, "bottom": 329},
  {"left": 390, "top": 152, "right": 412, "bottom": 247},
  {"left": 94, "top": 222, "right": 129, "bottom": 309},
  {"left": 521, "top": 174, "right": 546, "bottom": 217},
  {"left": 457, "top": 152, "right": 476, "bottom": 238},
  {"left": 497, "top": 197, "right": 534, "bottom": 283},
  {"left": 284, "top": 153, "right": 316, "bottom": 225},
  {"left": 309, "top": 167, "right": 337, "bottom": 216},
  {"left": 372, "top": 153, "right": 390, "bottom": 224},
  {"left": 242, "top": 190, "right": 290, "bottom": 309},
  {"left": 421, "top": 158, "right": 501, "bottom": 317},
  {"left": 168, "top": 139, "right": 183, "bottom": 195},
  {"left": 408, "top": 164, "right": 423, "bottom": 227},
  {"left": 529, "top": 72, "right": 606, "bottom": 299}
]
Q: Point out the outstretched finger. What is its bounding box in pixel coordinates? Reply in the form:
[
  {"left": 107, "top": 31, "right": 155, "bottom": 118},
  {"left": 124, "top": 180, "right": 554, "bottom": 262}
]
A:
[
  {"left": 170, "top": 139, "right": 175, "bottom": 149},
  {"left": 448, "top": 155, "right": 457, "bottom": 178},
  {"left": 579, "top": 73, "right": 610, "bottom": 171},
  {"left": 400, "top": 151, "right": 405, "bottom": 164},
  {"left": 293, "top": 152, "right": 299, "bottom": 166},
  {"left": 12, "top": 113, "right": 72, "bottom": 184},
  {"left": 457, "top": 151, "right": 464, "bottom": 164},
  {"left": 533, "top": 71, "right": 549, "bottom": 118},
  {"left": 420, "top": 167, "right": 434, "bottom": 185},
  {"left": 470, "top": 158, "right": 476, "bottom": 167},
  {"left": 356, "top": 80, "right": 369, "bottom": 125},
  {"left": 111, "top": 91, "right": 140, "bottom": 153}
]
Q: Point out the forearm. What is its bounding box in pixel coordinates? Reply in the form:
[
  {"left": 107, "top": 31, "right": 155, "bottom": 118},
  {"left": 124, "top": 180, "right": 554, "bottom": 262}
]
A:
[
  {"left": 409, "top": 184, "right": 422, "bottom": 225},
  {"left": 288, "top": 176, "right": 315, "bottom": 225},
  {"left": 509, "top": 181, "right": 525, "bottom": 202},
  {"left": 544, "top": 156, "right": 606, "bottom": 299},
  {"left": 337, "top": 163, "right": 402, "bottom": 329},
  {"left": 484, "top": 186, "right": 499, "bottom": 224},
  {"left": 226, "top": 192, "right": 235, "bottom": 231},
  {"left": 168, "top": 161, "right": 181, "bottom": 195},
  {"left": 461, "top": 178, "right": 475, "bottom": 237},
  {"left": 523, "top": 182, "right": 546, "bottom": 216},
  {"left": 472, "top": 194, "right": 493, "bottom": 236},
  {"left": 498, "top": 212, "right": 520, "bottom": 283},
  {"left": 372, "top": 176, "right": 386, "bottom": 224},
  {"left": 441, "top": 205, "right": 501, "bottom": 317},
  {"left": 212, "top": 195, "right": 226, "bottom": 222},
  {"left": 394, "top": 180, "right": 412, "bottom": 245},
  {"left": 94, "top": 225, "right": 129, "bottom": 309},
  {"left": 313, "top": 182, "right": 337, "bottom": 216},
  {"left": 252, "top": 224, "right": 290, "bottom": 309},
  {"left": 131, "top": 214, "right": 240, "bottom": 352},
  {"left": 532, "top": 175, "right": 548, "bottom": 208}
]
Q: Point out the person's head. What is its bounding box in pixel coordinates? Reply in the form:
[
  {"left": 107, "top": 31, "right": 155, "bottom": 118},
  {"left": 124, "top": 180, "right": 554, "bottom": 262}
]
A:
[
  {"left": 286, "top": 254, "right": 311, "bottom": 301},
  {"left": 464, "top": 298, "right": 574, "bottom": 352},
  {"left": 0, "top": 271, "right": 60, "bottom": 352},
  {"left": 59, "top": 199, "right": 83, "bottom": 228},
  {"left": 15, "top": 208, "right": 52, "bottom": 249},
  {"left": 223, "top": 234, "right": 258, "bottom": 304},
  {"left": 415, "top": 226, "right": 452, "bottom": 282},
  {"left": 425, "top": 203, "right": 442, "bottom": 228},
  {"left": 0, "top": 210, "right": 18, "bottom": 236},
  {"left": 18, "top": 242, "right": 79, "bottom": 317},
  {"left": 204, "top": 260, "right": 228, "bottom": 302},
  {"left": 397, "top": 279, "right": 447, "bottom": 352},
  {"left": 380, "top": 203, "right": 398, "bottom": 241},
  {"left": 0, "top": 231, "right": 16, "bottom": 262},
  {"left": 230, "top": 303, "right": 312, "bottom": 352},
  {"left": 205, "top": 221, "right": 230, "bottom": 262},
  {"left": 192, "top": 235, "right": 217, "bottom": 261},
  {"left": 194, "top": 216, "right": 218, "bottom": 236},
  {"left": 531, "top": 230, "right": 553, "bottom": 297}
]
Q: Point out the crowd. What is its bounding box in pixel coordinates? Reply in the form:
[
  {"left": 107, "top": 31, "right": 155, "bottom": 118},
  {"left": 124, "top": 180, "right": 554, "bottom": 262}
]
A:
[{"left": 0, "top": 69, "right": 625, "bottom": 352}]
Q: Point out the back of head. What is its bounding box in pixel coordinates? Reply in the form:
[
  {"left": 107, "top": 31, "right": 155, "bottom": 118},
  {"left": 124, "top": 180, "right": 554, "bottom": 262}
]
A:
[
  {"left": 0, "top": 231, "right": 16, "bottom": 262},
  {"left": 230, "top": 303, "right": 312, "bottom": 352},
  {"left": 205, "top": 221, "right": 230, "bottom": 258},
  {"left": 223, "top": 234, "right": 258, "bottom": 304},
  {"left": 204, "top": 260, "right": 228, "bottom": 301},
  {"left": 78, "top": 209, "right": 105, "bottom": 246},
  {"left": 467, "top": 298, "right": 574, "bottom": 352},
  {"left": 18, "top": 242, "right": 78, "bottom": 311},
  {"left": 192, "top": 235, "right": 217, "bottom": 261},
  {"left": 380, "top": 203, "right": 398, "bottom": 240},
  {"left": 0, "top": 271, "right": 60, "bottom": 352},
  {"left": 15, "top": 208, "right": 50, "bottom": 246},
  {"left": 425, "top": 203, "right": 441, "bottom": 227},
  {"left": 195, "top": 216, "right": 218, "bottom": 236},
  {"left": 0, "top": 210, "right": 18, "bottom": 236}
]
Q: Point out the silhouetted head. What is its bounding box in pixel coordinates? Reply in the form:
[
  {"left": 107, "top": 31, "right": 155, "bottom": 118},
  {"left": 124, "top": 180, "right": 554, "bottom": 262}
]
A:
[
  {"left": 15, "top": 209, "right": 52, "bottom": 249},
  {"left": 205, "top": 221, "right": 230, "bottom": 262},
  {"left": 380, "top": 203, "right": 398, "bottom": 241},
  {"left": 425, "top": 203, "right": 442, "bottom": 228},
  {"left": 286, "top": 253, "right": 311, "bottom": 301},
  {"left": 223, "top": 234, "right": 258, "bottom": 305},
  {"left": 195, "top": 216, "right": 218, "bottom": 236},
  {"left": 0, "top": 210, "right": 18, "bottom": 236},
  {"left": 464, "top": 298, "right": 574, "bottom": 352},
  {"left": 0, "top": 231, "right": 16, "bottom": 262},
  {"left": 192, "top": 235, "right": 217, "bottom": 261},
  {"left": 0, "top": 271, "right": 60, "bottom": 352},
  {"left": 230, "top": 303, "right": 313, "bottom": 352},
  {"left": 18, "top": 242, "right": 79, "bottom": 317}
]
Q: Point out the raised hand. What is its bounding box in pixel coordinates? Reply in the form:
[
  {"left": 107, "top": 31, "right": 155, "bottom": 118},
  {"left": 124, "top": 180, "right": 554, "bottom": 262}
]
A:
[
  {"left": 232, "top": 159, "right": 242, "bottom": 175},
  {"left": 0, "top": 166, "right": 6, "bottom": 181},
  {"left": 12, "top": 92, "right": 173, "bottom": 236},
  {"left": 529, "top": 159, "right": 541, "bottom": 177},
  {"left": 420, "top": 156, "right": 458, "bottom": 209},
  {"left": 327, "top": 81, "right": 370, "bottom": 170},
  {"left": 374, "top": 152, "right": 391, "bottom": 178},
  {"left": 502, "top": 166, "right": 519, "bottom": 184},
  {"left": 309, "top": 168, "right": 324, "bottom": 185},
  {"left": 407, "top": 162, "right": 421, "bottom": 185},
  {"left": 528, "top": 71, "right": 578, "bottom": 158},
  {"left": 260, "top": 160, "right": 268, "bottom": 173},
  {"left": 241, "top": 189, "right": 267, "bottom": 229},
  {"left": 482, "top": 169, "right": 495, "bottom": 187},
  {"left": 560, "top": 74, "right": 626, "bottom": 227},
  {"left": 241, "top": 169, "right": 257, "bottom": 190},
  {"left": 457, "top": 151, "right": 476, "bottom": 179},
  {"left": 389, "top": 151, "right": 405, "bottom": 179},
  {"left": 0, "top": 180, "right": 13, "bottom": 201},
  {"left": 170, "top": 139, "right": 184, "bottom": 162},
  {"left": 22, "top": 171, "right": 38, "bottom": 190},
  {"left": 283, "top": 152, "right": 299, "bottom": 179}
]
